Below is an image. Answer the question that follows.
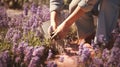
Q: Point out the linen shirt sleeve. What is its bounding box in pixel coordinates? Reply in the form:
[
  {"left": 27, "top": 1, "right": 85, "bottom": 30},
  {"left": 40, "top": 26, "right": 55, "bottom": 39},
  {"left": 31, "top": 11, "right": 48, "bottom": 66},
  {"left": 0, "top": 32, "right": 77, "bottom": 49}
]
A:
[
  {"left": 50, "top": 0, "right": 63, "bottom": 12},
  {"left": 78, "top": 0, "right": 98, "bottom": 12}
]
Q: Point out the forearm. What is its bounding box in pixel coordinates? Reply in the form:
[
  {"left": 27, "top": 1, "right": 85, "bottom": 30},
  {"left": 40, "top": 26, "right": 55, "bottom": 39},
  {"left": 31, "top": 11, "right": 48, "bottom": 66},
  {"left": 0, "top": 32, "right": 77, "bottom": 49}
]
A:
[
  {"left": 61, "top": 5, "right": 85, "bottom": 29},
  {"left": 61, "top": 0, "right": 98, "bottom": 29},
  {"left": 50, "top": 0, "right": 63, "bottom": 29},
  {"left": 50, "top": 11, "right": 59, "bottom": 29}
]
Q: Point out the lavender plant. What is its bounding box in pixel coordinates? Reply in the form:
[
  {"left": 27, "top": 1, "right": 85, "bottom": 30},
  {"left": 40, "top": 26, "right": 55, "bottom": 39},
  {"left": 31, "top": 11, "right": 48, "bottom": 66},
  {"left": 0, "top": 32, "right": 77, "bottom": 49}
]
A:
[
  {"left": 0, "top": 3, "right": 51, "bottom": 67},
  {"left": 1, "top": 1, "right": 120, "bottom": 67}
]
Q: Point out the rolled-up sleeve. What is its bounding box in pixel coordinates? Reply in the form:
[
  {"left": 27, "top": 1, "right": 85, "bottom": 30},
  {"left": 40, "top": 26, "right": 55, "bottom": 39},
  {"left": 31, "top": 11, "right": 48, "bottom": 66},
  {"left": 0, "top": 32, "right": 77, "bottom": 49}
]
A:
[
  {"left": 78, "top": 0, "right": 98, "bottom": 12},
  {"left": 50, "top": 0, "right": 63, "bottom": 12}
]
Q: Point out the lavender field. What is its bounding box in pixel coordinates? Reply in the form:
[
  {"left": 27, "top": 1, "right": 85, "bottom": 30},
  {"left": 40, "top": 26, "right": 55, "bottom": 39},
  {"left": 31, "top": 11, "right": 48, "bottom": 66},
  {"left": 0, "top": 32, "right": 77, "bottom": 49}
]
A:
[{"left": 0, "top": 1, "right": 120, "bottom": 67}]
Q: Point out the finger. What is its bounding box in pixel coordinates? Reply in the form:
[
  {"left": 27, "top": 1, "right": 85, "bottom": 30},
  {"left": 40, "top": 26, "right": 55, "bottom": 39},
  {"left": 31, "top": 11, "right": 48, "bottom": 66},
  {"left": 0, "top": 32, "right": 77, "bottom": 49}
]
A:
[
  {"left": 48, "top": 26, "right": 54, "bottom": 36},
  {"left": 51, "top": 32, "right": 58, "bottom": 40},
  {"left": 50, "top": 32, "right": 57, "bottom": 40}
]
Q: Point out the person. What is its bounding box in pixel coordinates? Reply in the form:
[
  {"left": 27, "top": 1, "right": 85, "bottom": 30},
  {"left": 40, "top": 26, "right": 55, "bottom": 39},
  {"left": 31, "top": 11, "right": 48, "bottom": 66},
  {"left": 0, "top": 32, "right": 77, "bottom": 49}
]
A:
[
  {"left": 48, "top": 0, "right": 99, "bottom": 56},
  {"left": 94, "top": 0, "right": 120, "bottom": 46}
]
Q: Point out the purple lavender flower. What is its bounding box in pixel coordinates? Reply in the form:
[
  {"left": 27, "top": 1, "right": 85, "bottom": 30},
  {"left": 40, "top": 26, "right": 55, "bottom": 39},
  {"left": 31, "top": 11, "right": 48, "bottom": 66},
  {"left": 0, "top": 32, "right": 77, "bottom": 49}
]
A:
[
  {"left": 24, "top": 46, "right": 34, "bottom": 64},
  {"left": 52, "top": 63, "right": 57, "bottom": 67},
  {"left": 12, "top": 43, "right": 18, "bottom": 54},
  {"left": 78, "top": 49, "right": 82, "bottom": 56},
  {"left": 80, "top": 55, "right": 88, "bottom": 63},
  {"left": 28, "top": 20, "right": 33, "bottom": 27},
  {"left": 17, "top": 41, "right": 28, "bottom": 55},
  {"left": 28, "top": 56, "right": 40, "bottom": 67},
  {"left": 36, "top": 6, "right": 42, "bottom": 16},
  {"left": 31, "top": 22, "right": 38, "bottom": 32},
  {"left": 24, "top": 46, "right": 34, "bottom": 55},
  {"left": 91, "top": 40, "right": 99, "bottom": 49},
  {"left": 59, "top": 56, "right": 64, "bottom": 62},
  {"left": 47, "top": 49, "right": 53, "bottom": 60},
  {"left": 78, "top": 43, "right": 84, "bottom": 55},
  {"left": 113, "top": 35, "right": 120, "bottom": 47},
  {"left": 35, "top": 30, "right": 41, "bottom": 37},
  {"left": 47, "top": 61, "right": 54, "bottom": 67},
  {"left": 41, "top": 5, "right": 50, "bottom": 22},
  {"left": 117, "top": 63, "right": 120, "bottom": 67},
  {"left": 78, "top": 43, "right": 91, "bottom": 63},
  {"left": 32, "top": 46, "right": 45, "bottom": 57},
  {"left": 1, "top": 51, "right": 9, "bottom": 63},
  {"left": 107, "top": 46, "right": 120, "bottom": 66},
  {"left": 24, "top": 53, "right": 32, "bottom": 64},
  {"left": 0, "top": 58, "right": 7, "bottom": 67},
  {"left": 93, "top": 57, "right": 103, "bottom": 67},
  {"left": 0, "top": 6, "right": 8, "bottom": 28},
  {"left": 15, "top": 56, "right": 21, "bottom": 63},
  {"left": 5, "top": 28, "right": 14, "bottom": 40},
  {"left": 29, "top": 15, "right": 36, "bottom": 24},
  {"left": 47, "top": 61, "right": 57, "bottom": 67},
  {"left": 98, "top": 35, "right": 105, "bottom": 43},
  {"left": 102, "top": 48, "right": 110, "bottom": 60},
  {"left": 0, "top": 6, "right": 6, "bottom": 16},
  {"left": 1, "top": 50, "right": 12, "bottom": 67},
  {"left": 23, "top": 5, "right": 29, "bottom": 16},
  {"left": 112, "top": 28, "right": 119, "bottom": 39},
  {"left": 14, "top": 19, "right": 22, "bottom": 27},
  {"left": 22, "top": 25, "right": 30, "bottom": 35},
  {"left": 0, "top": 59, "right": 3, "bottom": 67},
  {"left": 30, "top": 3, "right": 37, "bottom": 14},
  {"left": 82, "top": 48, "right": 90, "bottom": 57},
  {"left": 12, "top": 31, "right": 21, "bottom": 43},
  {"left": 80, "top": 48, "right": 90, "bottom": 62}
]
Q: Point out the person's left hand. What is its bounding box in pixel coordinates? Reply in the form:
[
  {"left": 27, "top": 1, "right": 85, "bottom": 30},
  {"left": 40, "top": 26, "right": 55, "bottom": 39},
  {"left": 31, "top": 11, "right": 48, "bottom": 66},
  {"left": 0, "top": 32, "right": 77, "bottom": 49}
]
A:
[{"left": 51, "top": 23, "right": 68, "bottom": 40}]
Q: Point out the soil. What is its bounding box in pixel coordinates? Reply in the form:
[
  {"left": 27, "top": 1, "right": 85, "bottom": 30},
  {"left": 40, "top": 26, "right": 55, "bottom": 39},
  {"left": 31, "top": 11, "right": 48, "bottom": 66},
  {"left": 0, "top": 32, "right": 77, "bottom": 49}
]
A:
[{"left": 47, "top": 44, "right": 80, "bottom": 67}]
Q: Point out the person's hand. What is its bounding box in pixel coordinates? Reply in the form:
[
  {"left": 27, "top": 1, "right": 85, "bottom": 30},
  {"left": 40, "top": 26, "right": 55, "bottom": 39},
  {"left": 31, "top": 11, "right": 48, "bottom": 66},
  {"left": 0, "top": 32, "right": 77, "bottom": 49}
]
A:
[
  {"left": 48, "top": 25, "right": 55, "bottom": 36},
  {"left": 51, "top": 23, "right": 68, "bottom": 40},
  {"left": 48, "top": 21, "right": 57, "bottom": 36}
]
